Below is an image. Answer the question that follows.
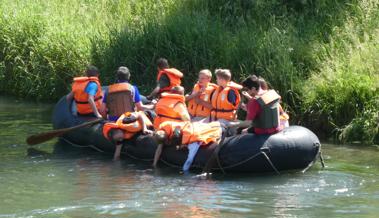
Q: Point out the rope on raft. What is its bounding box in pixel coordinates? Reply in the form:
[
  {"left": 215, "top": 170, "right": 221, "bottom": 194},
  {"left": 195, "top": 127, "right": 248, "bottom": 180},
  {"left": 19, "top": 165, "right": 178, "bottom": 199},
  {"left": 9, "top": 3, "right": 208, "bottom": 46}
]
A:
[
  {"left": 60, "top": 137, "right": 105, "bottom": 153},
  {"left": 210, "top": 146, "right": 280, "bottom": 175},
  {"left": 301, "top": 142, "right": 324, "bottom": 173},
  {"left": 261, "top": 151, "right": 280, "bottom": 175}
]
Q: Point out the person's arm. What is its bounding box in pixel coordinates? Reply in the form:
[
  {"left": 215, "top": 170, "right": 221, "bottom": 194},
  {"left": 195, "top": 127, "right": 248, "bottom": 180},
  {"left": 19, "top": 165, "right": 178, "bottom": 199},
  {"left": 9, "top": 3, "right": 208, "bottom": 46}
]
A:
[
  {"left": 66, "top": 91, "right": 74, "bottom": 102},
  {"left": 137, "top": 112, "right": 153, "bottom": 135},
  {"left": 133, "top": 86, "right": 155, "bottom": 111},
  {"left": 227, "top": 120, "right": 251, "bottom": 128},
  {"left": 100, "top": 90, "right": 108, "bottom": 118},
  {"left": 194, "top": 97, "right": 213, "bottom": 109},
  {"left": 85, "top": 82, "right": 103, "bottom": 118},
  {"left": 135, "top": 102, "right": 155, "bottom": 111},
  {"left": 153, "top": 143, "right": 164, "bottom": 168},
  {"left": 100, "top": 103, "right": 107, "bottom": 118},
  {"left": 175, "top": 103, "right": 191, "bottom": 121},
  {"left": 185, "top": 91, "right": 200, "bottom": 101},
  {"left": 88, "top": 95, "right": 102, "bottom": 118},
  {"left": 113, "top": 144, "right": 122, "bottom": 161},
  {"left": 241, "top": 91, "right": 252, "bottom": 100},
  {"left": 147, "top": 86, "right": 160, "bottom": 100},
  {"left": 185, "top": 87, "right": 204, "bottom": 102}
]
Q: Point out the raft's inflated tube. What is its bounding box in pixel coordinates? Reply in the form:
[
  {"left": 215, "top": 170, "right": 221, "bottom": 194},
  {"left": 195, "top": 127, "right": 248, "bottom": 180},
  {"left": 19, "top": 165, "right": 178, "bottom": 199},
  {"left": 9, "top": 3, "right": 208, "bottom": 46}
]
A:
[{"left": 53, "top": 96, "right": 321, "bottom": 173}]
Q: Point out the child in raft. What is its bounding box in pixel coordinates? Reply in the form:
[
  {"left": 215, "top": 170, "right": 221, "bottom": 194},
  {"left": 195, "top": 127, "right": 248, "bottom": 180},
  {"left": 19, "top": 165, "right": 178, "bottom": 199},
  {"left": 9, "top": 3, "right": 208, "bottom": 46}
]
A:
[
  {"left": 240, "top": 75, "right": 289, "bottom": 130},
  {"left": 186, "top": 69, "right": 218, "bottom": 123},
  {"left": 209, "top": 69, "right": 242, "bottom": 125},
  {"left": 103, "top": 111, "right": 154, "bottom": 160},
  {"left": 152, "top": 120, "right": 224, "bottom": 171}
]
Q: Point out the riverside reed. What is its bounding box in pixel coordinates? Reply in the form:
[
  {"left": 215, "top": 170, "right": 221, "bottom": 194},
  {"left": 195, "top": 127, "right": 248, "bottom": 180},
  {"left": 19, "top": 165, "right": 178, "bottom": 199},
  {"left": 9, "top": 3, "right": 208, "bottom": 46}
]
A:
[{"left": 0, "top": 0, "right": 378, "bottom": 144}]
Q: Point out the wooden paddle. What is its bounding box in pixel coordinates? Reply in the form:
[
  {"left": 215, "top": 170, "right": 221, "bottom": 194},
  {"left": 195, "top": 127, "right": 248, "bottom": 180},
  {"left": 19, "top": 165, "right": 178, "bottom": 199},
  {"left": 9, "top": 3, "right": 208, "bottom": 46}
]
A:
[{"left": 26, "top": 118, "right": 103, "bottom": 145}]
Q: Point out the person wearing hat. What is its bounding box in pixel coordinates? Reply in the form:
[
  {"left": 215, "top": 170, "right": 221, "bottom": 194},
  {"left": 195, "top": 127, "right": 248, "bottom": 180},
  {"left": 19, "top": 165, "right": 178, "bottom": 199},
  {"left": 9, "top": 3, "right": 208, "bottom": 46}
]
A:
[{"left": 102, "top": 66, "right": 154, "bottom": 121}]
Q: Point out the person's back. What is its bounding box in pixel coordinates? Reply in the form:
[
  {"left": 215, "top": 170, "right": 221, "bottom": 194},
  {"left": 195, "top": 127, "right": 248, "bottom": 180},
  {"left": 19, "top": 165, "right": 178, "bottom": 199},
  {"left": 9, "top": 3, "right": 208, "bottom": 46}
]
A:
[
  {"left": 210, "top": 69, "right": 242, "bottom": 124},
  {"left": 67, "top": 65, "right": 103, "bottom": 118},
  {"left": 157, "top": 68, "right": 183, "bottom": 94},
  {"left": 256, "top": 76, "right": 290, "bottom": 130},
  {"left": 103, "top": 67, "right": 135, "bottom": 121},
  {"left": 153, "top": 86, "right": 190, "bottom": 129}
]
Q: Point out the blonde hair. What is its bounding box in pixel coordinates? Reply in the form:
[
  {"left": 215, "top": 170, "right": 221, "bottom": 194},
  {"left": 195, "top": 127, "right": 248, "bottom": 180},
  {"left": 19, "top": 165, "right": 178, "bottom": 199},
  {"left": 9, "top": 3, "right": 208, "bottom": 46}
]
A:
[
  {"left": 199, "top": 69, "right": 212, "bottom": 78},
  {"left": 215, "top": 69, "right": 231, "bottom": 81}
]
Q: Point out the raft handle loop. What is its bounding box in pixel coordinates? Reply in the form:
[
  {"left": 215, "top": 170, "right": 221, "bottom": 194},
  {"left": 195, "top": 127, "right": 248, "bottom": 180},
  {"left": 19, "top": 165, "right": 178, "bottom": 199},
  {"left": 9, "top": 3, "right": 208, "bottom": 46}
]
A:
[
  {"left": 215, "top": 150, "right": 226, "bottom": 175},
  {"left": 202, "top": 128, "right": 228, "bottom": 175},
  {"left": 313, "top": 142, "right": 325, "bottom": 168},
  {"left": 260, "top": 151, "right": 280, "bottom": 175}
]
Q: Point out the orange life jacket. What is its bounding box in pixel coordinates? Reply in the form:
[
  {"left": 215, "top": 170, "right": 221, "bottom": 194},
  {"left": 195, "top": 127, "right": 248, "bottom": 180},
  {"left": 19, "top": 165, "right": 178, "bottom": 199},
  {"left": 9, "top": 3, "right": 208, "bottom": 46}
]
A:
[
  {"left": 72, "top": 77, "right": 103, "bottom": 115},
  {"left": 159, "top": 121, "right": 222, "bottom": 146},
  {"left": 106, "top": 83, "right": 134, "bottom": 118},
  {"left": 154, "top": 93, "right": 187, "bottom": 129},
  {"left": 210, "top": 81, "right": 242, "bottom": 121},
  {"left": 103, "top": 111, "right": 152, "bottom": 140},
  {"left": 187, "top": 83, "right": 218, "bottom": 118},
  {"left": 157, "top": 68, "right": 183, "bottom": 93},
  {"left": 279, "top": 104, "right": 289, "bottom": 121},
  {"left": 102, "top": 122, "right": 119, "bottom": 140}
]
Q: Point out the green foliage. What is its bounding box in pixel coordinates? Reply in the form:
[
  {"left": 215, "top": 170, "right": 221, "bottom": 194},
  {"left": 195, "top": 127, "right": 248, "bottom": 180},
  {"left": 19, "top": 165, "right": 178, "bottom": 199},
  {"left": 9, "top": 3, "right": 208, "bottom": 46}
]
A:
[
  {"left": 0, "top": 0, "right": 378, "bottom": 144},
  {"left": 302, "top": 1, "right": 379, "bottom": 143},
  {"left": 338, "top": 99, "right": 379, "bottom": 145}
]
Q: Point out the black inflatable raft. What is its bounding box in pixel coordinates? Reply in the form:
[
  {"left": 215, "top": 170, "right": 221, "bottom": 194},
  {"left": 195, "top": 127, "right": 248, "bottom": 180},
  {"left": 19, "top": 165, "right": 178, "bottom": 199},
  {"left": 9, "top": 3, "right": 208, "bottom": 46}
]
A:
[{"left": 53, "top": 96, "right": 322, "bottom": 173}]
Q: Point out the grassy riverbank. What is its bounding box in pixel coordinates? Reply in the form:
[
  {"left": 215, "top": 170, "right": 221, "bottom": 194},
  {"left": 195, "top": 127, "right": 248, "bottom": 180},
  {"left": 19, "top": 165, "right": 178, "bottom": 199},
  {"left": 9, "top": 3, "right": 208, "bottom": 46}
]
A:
[{"left": 0, "top": 0, "right": 378, "bottom": 144}]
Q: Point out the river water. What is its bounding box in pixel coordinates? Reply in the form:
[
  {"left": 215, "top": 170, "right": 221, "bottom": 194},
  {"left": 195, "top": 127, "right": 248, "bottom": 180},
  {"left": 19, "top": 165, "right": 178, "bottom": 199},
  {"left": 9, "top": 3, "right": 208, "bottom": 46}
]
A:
[{"left": 0, "top": 96, "right": 378, "bottom": 218}]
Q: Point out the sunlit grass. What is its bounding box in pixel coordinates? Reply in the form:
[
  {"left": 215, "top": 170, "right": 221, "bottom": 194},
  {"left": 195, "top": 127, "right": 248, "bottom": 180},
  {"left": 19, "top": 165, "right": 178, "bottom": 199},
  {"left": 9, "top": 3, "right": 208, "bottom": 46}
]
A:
[{"left": 0, "top": 0, "right": 378, "bottom": 144}]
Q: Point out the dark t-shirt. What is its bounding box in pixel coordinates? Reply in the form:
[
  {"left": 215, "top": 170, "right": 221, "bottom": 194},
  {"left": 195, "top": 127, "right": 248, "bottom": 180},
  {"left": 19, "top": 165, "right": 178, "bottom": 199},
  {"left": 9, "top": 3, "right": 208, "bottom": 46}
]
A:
[
  {"left": 227, "top": 90, "right": 237, "bottom": 105},
  {"left": 158, "top": 73, "right": 170, "bottom": 89}
]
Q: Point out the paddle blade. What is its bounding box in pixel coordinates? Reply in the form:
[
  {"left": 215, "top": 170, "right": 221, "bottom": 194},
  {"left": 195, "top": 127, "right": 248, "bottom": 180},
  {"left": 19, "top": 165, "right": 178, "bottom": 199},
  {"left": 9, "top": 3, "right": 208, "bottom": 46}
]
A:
[
  {"left": 26, "top": 118, "right": 103, "bottom": 145},
  {"left": 26, "top": 129, "right": 66, "bottom": 145}
]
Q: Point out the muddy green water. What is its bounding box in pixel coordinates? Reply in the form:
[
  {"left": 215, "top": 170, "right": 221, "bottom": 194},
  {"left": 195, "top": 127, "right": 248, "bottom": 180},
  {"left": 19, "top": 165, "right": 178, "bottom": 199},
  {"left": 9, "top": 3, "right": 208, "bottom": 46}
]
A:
[{"left": 0, "top": 96, "right": 378, "bottom": 218}]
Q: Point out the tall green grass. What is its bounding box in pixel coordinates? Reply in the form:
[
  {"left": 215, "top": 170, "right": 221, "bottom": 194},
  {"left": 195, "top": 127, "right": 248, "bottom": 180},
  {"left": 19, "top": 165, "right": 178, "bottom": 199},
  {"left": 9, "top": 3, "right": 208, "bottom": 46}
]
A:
[
  {"left": 302, "top": 1, "right": 379, "bottom": 144},
  {"left": 0, "top": 0, "right": 378, "bottom": 144}
]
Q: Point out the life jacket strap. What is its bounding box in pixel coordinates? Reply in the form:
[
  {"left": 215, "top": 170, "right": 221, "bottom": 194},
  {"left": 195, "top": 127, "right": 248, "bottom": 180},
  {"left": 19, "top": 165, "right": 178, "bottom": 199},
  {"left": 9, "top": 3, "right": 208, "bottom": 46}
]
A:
[
  {"left": 157, "top": 113, "right": 183, "bottom": 121},
  {"left": 212, "top": 108, "right": 234, "bottom": 112}
]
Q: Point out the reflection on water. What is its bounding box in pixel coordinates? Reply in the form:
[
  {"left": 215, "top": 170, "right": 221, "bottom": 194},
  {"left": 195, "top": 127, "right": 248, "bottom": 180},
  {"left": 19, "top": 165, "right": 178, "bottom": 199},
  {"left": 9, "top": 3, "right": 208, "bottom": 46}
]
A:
[{"left": 1, "top": 95, "right": 379, "bottom": 217}]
